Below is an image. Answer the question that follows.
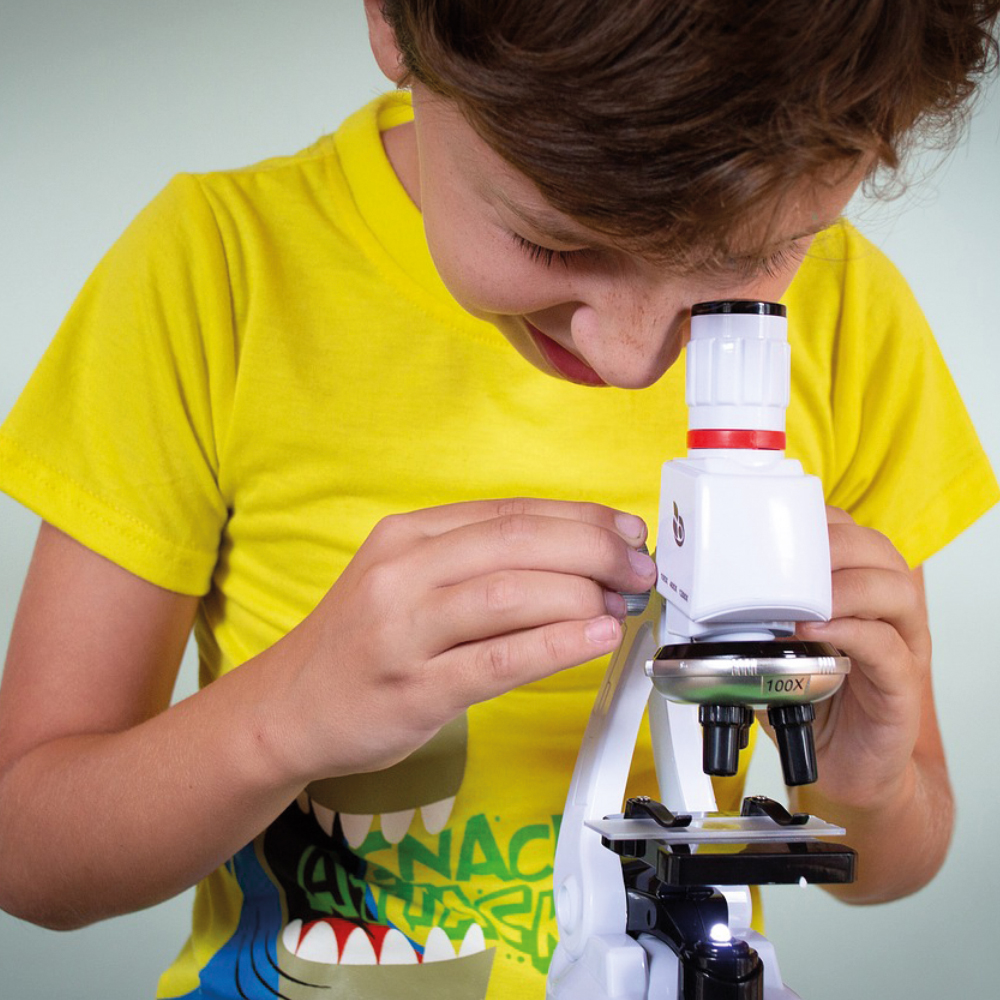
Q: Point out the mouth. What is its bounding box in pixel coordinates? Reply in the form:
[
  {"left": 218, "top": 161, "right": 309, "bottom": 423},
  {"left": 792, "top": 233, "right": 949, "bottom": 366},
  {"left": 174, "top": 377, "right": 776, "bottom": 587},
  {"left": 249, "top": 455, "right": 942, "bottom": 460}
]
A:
[
  {"left": 524, "top": 321, "right": 607, "bottom": 387},
  {"left": 277, "top": 793, "right": 487, "bottom": 967}
]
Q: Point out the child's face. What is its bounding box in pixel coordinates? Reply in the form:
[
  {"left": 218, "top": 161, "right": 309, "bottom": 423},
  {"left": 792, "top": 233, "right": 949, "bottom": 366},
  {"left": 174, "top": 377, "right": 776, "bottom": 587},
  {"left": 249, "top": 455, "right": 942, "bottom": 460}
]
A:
[{"left": 395, "top": 86, "right": 864, "bottom": 389}]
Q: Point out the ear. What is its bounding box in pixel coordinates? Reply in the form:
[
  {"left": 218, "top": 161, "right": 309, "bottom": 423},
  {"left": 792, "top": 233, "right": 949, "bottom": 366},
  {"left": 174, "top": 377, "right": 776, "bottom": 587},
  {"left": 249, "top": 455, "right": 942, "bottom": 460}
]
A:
[{"left": 364, "top": 0, "right": 408, "bottom": 85}]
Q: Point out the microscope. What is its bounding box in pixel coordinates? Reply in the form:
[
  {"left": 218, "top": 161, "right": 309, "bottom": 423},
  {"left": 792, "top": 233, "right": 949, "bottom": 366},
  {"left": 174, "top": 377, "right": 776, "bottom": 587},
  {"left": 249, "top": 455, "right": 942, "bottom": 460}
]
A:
[{"left": 547, "top": 301, "right": 856, "bottom": 1000}]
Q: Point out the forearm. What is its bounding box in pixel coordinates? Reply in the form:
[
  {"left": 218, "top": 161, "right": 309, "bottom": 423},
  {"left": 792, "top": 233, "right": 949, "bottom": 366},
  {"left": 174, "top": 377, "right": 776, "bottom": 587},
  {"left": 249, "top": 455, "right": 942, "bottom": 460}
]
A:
[
  {"left": 790, "top": 750, "right": 954, "bottom": 904},
  {"left": 0, "top": 652, "right": 304, "bottom": 930}
]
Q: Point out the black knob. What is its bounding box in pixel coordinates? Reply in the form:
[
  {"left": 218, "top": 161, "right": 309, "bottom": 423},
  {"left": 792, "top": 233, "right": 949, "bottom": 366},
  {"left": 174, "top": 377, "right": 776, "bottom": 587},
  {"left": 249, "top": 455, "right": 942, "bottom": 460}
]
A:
[
  {"left": 699, "top": 705, "right": 754, "bottom": 776},
  {"left": 681, "top": 937, "right": 763, "bottom": 999},
  {"left": 767, "top": 703, "right": 818, "bottom": 786}
]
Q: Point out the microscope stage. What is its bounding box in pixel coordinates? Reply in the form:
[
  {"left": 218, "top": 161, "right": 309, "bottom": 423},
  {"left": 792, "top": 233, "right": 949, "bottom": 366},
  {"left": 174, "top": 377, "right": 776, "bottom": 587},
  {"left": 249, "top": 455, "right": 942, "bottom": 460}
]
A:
[{"left": 589, "top": 813, "right": 845, "bottom": 844}]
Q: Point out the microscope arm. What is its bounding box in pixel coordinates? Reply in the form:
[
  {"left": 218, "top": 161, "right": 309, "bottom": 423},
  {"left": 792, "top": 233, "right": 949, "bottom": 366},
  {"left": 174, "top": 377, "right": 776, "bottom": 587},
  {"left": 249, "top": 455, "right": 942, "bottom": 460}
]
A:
[
  {"left": 549, "top": 587, "right": 718, "bottom": 998},
  {"left": 547, "top": 595, "right": 656, "bottom": 998},
  {"left": 552, "top": 593, "right": 658, "bottom": 956}
]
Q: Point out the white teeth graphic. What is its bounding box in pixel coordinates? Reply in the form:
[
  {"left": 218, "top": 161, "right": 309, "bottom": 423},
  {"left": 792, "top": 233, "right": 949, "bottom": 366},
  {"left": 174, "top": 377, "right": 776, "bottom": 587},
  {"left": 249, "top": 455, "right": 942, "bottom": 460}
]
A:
[
  {"left": 296, "top": 920, "right": 339, "bottom": 964},
  {"left": 422, "top": 926, "right": 457, "bottom": 963},
  {"left": 281, "top": 919, "right": 303, "bottom": 955},
  {"left": 380, "top": 928, "right": 418, "bottom": 964},
  {"left": 340, "top": 812, "right": 374, "bottom": 848},
  {"left": 311, "top": 801, "right": 335, "bottom": 838},
  {"left": 459, "top": 923, "right": 486, "bottom": 957},
  {"left": 381, "top": 808, "right": 416, "bottom": 844},
  {"left": 282, "top": 920, "right": 485, "bottom": 966},
  {"left": 420, "top": 797, "right": 455, "bottom": 835},
  {"left": 340, "top": 927, "right": 378, "bottom": 965},
  {"left": 305, "top": 798, "right": 453, "bottom": 846}
]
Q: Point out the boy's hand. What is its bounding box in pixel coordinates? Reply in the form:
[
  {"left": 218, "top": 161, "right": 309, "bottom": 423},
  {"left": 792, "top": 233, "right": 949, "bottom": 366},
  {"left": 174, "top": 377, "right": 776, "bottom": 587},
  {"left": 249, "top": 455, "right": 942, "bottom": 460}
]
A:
[
  {"left": 793, "top": 506, "right": 933, "bottom": 814},
  {"left": 274, "top": 499, "right": 654, "bottom": 783}
]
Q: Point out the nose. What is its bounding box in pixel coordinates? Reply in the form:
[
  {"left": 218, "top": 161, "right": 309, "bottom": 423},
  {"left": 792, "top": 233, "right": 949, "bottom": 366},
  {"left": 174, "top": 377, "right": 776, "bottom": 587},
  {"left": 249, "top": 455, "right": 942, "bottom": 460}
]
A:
[{"left": 570, "top": 294, "right": 690, "bottom": 390}]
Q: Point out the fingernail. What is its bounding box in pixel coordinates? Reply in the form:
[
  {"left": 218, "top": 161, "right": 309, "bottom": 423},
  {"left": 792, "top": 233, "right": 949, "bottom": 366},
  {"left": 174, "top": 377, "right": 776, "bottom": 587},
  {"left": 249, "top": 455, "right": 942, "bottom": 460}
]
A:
[
  {"left": 604, "top": 590, "right": 628, "bottom": 619},
  {"left": 800, "top": 621, "right": 830, "bottom": 634},
  {"left": 585, "top": 616, "right": 620, "bottom": 643},
  {"left": 615, "top": 512, "right": 647, "bottom": 543},
  {"left": 628, "top": 546, "right": 656, "bottom": 579}
]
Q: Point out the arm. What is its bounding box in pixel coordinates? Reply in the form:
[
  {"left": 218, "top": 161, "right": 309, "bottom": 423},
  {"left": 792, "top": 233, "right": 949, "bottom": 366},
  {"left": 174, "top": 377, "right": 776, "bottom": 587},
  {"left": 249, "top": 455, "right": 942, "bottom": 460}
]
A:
[
  {"left": 789, "top": 510, "right": 953, "bottom": 903},
  {"left": 0, "top": 503, "right": 653, "bottom": 929},
  {"left": 0, "top": 523, "right": 309, "bottom": 928}
]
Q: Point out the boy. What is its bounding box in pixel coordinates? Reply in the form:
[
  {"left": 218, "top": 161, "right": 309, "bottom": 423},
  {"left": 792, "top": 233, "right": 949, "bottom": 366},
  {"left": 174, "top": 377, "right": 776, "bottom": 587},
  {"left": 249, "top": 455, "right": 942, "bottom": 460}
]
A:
[{"left": 0, "top": 1, "right": 997, "bottom": 998}]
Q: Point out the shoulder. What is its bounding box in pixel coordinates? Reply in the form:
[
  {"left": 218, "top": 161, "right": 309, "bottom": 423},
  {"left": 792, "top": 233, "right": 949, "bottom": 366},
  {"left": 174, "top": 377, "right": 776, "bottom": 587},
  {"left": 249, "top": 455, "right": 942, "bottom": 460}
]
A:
[
  {"left": 785, "top": 219, "right": 919, "bottom": 335},
  {"left": 784, "top": 218, "right": 929, "bottom": 377},
  {"left": 192, "top": 92, "right": 407, "bottom": 225},
  {"left": 176, "top": 93, "right": 406, "bottom": 276}
]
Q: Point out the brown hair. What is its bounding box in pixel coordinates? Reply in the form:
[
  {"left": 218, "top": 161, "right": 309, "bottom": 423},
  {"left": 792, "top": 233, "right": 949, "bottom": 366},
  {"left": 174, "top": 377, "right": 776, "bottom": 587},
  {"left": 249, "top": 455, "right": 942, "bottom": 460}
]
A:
[{"left": 380, "top": 0, "right": 999, "bottom": 264}]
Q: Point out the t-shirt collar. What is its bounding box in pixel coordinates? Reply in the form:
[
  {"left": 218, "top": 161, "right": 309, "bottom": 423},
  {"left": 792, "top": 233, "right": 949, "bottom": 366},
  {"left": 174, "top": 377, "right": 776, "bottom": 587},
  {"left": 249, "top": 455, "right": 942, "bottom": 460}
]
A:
[{"left": 333, "top": 91, "right": 453, "bottom": 304}]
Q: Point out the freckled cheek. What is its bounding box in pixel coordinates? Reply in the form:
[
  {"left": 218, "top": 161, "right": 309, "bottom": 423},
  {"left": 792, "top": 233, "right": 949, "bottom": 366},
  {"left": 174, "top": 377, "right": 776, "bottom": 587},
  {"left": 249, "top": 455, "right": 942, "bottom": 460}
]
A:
[
  {"left": 754, "top": 278, "right": 790, "bottom": 301},
  {"left": 744, "top": 266, "right": 803, "bottom": 303}
]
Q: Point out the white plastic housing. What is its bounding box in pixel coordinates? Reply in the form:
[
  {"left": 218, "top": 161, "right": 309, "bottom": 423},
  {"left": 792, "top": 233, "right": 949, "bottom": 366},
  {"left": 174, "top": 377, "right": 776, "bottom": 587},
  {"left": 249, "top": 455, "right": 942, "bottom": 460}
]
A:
[{"left": 657, "top": 452, "right": 831, "bottom": 629}]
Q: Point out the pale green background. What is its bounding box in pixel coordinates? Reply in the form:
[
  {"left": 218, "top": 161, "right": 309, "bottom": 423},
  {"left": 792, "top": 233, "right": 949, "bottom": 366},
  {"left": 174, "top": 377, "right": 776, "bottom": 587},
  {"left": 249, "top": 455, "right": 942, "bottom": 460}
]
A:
[{"left": 1, "top": 2, "right": 997, "bottom": 997}]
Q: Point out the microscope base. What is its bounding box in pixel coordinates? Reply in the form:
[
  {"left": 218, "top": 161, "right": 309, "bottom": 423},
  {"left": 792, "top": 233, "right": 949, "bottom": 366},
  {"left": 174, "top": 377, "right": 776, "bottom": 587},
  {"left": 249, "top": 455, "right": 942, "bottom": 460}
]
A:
[
  {"left": 546, "top": 934, "right": 800, "bottom": 1000},
  {"left": 547, "top": 796, "right": 854, "bottom": 1000}
]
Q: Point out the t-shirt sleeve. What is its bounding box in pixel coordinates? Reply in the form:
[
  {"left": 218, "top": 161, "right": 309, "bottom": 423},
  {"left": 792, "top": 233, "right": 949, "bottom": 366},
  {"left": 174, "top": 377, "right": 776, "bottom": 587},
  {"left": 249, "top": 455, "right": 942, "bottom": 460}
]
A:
[
  {"left": 0, "top": 174, "right": 236, "bottom": 594},
  {"left": 822, "top": 225, "right": 998, "bottom": 568}
]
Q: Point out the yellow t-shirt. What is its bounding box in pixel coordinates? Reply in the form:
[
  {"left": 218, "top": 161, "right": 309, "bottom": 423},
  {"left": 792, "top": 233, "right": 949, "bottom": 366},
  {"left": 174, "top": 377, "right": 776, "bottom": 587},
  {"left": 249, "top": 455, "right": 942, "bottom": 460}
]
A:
[{"left": 1, "top": 92, "right": 996, "bottom": 1000}]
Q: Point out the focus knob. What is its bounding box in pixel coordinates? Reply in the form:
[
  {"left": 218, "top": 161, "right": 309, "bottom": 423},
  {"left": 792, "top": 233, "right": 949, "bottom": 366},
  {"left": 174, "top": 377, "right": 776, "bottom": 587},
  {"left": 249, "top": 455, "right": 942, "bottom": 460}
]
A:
[{"left": 621, "top": 544, "right": 652, "bottom": 617}]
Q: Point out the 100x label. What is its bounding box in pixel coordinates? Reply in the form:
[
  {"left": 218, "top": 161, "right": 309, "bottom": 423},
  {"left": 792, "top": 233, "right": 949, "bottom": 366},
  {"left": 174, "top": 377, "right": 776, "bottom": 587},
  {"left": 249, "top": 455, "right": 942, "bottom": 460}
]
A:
[{"left": 761, "top": 676, "right": 811, "bottom": 696}]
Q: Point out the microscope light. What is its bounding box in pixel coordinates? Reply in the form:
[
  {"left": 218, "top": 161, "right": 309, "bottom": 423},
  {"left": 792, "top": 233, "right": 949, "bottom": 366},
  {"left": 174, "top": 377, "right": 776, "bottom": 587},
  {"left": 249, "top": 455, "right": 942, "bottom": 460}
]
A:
[{"left": 709, "top": 923, "right": 732, "bottom": 944}]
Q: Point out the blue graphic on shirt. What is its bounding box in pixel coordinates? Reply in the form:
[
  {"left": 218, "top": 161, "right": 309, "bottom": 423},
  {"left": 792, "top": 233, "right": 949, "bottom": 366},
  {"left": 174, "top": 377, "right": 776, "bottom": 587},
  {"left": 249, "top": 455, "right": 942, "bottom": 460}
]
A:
[{"left": 172, "top": 842, "right": 282, "bottom": 999}]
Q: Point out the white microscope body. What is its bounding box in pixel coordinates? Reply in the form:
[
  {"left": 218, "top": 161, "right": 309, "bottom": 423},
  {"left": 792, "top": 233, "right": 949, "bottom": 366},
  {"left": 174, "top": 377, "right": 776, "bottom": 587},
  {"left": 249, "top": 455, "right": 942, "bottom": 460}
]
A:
[{"left": 547, "top": 301, "right": 854, "bottom": 1000}]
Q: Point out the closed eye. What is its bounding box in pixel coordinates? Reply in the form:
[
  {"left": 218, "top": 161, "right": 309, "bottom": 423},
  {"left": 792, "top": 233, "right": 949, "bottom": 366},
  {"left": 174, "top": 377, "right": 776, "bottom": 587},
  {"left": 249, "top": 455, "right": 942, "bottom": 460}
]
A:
[
  {"left": 512, "top": 228, "right": 812, "bottom": 279},
  {"left": 510, "top": 232, "right": 592, "bottom": 268},
  {"left": 727, "top": 241, "right": 811, "bottom": 281}
]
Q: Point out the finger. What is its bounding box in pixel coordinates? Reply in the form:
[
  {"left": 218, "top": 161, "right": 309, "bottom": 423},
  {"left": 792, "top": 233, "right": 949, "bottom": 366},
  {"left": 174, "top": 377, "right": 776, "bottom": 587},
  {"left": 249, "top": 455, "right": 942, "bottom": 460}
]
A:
[
  {"left": 414, "top": 512, "right": 657, "bottom": 594},
  {"left": 427, "top": 570, "right": 622, "bottom": 652},
  {"left": 807, "top": 565, "right": 929, "bottom": 656},
  {"left": 827, "top": 522, "right": 909, "bottom": 574},
  {"left": 825, "top": 505, "right": 854, "bottom": 525},
  {"left": 799, "top": 615, "right": 919, "bottom": 705},
  {"left": 377, "top": 498, "right": 648, "bottom": 546},
  {"left": 434, "top": 615, "right": 623, "bottom": 706}
]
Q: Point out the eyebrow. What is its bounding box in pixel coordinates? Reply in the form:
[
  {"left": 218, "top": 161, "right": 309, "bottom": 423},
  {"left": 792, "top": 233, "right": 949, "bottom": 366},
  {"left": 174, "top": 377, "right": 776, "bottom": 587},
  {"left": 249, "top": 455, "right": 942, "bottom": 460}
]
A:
[
  {"left": 732, "top": 220, "right": 838, "bottom": 258},
  {"left": 493, "top": 189, "right": 602, "bottom": 247}
]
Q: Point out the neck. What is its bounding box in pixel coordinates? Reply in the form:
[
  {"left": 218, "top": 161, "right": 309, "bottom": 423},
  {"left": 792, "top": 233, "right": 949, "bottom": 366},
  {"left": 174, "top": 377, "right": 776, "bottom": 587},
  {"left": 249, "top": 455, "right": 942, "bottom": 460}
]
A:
[{"left": 381, "top": 120, "right": 421, "bottom": 209}]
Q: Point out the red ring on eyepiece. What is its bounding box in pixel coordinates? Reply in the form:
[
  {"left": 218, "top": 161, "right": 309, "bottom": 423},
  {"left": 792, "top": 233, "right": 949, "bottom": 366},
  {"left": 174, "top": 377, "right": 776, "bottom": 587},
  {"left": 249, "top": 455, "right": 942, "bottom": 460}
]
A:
[{"left": 687, "top": 429, "right": 786, "bottom": 450}]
